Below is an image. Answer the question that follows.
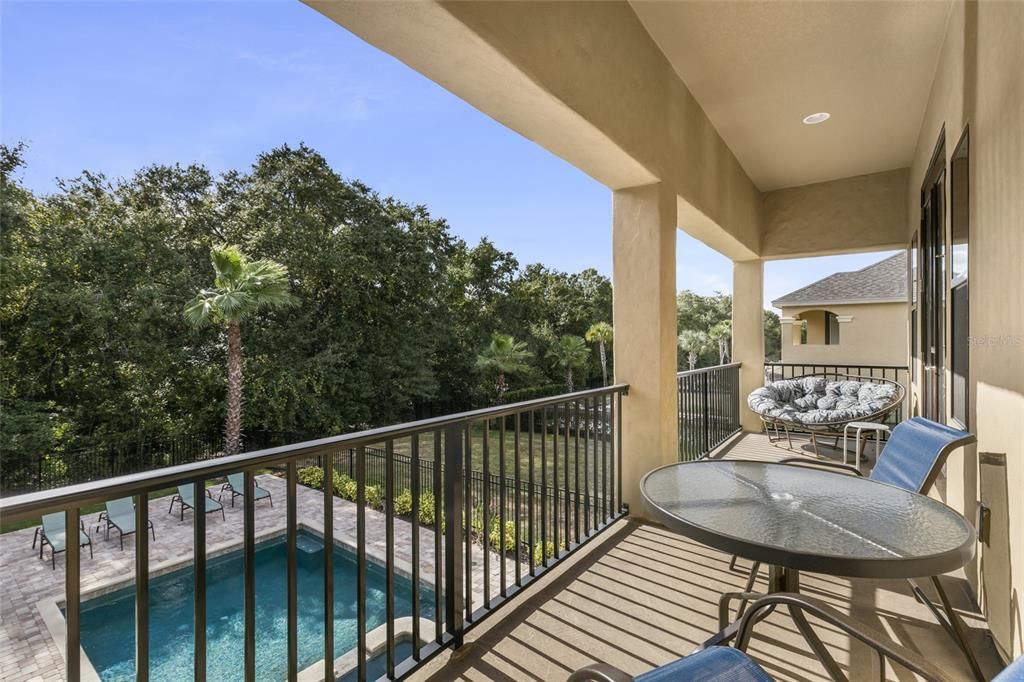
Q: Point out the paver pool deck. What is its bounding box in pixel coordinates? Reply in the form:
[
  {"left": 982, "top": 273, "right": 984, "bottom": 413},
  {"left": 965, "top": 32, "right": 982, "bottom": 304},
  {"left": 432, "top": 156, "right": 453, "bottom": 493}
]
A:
[{"left": 0, "top": 474, "right": 517, "bottom": 681}]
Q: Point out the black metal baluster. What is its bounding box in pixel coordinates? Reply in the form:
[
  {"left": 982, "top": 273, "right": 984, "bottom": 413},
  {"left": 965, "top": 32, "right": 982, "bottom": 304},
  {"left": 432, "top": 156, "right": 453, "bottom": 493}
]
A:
[
  {"left": 356, "top": 446, "right": 367, "bottom": 682},
  {"left": 444, "top": 426, "right": 465, "bottom": 646},
  {"left": 542, "top": 406, "right": 550, "bottom": 568},
  {"left": 528, "top": 410, "right": 536, "bottom": 578},
  {"left": 482, "top": 420, "right": 490, "bottom": 608},
  {"left": 410, "top": 435, "right": 421, "bottom": 660},
  {"left": 286, "top": 462, "right": 298, "bottom": 682},
  {"left": 135, "top": 493, "right": 149, "bottom": 682},
  {"left": 385, "top": 440, "right": 395, "bottom": 679},
  {"left": 677, "top": 376, "right": 683, "bottom": 460},
  {"left": 323, "top": 453, "right": 335, "bottom": 682},
  {"left": 573, "top": 399, "right": 581, "bottom": 543},
  {"left": 464, "top": 428, "right": 473, "bottom": 621},
  {"left": 243, "top": 470, "right": 256, "bottom": 681},
  {"left": 563, "top": 401, "right": 571, "bottom": 554},
  {"left": 616, "top": 391, "right": 623, "bottom": 512},
  {"left": 604, "top": 393, "right": 611, "bottom": 515},
  {"left": 66, "top": 507, "right": 81, "bottom": 682},
  {"left": 583, "top": 397, "right": 591, "bottom": 533},
  {"left": 193, "top": 480, "right": 207, "bottom": 682},
  {"left": 513, "top": 414, "right": 522, "bottom": 587},
  {"left": 552, "top": 404, "right": 559, "bottom": 561},
  {"left": 433, "top": 431, "right": 442, "bottom": 644},
  {"left": 499, "top": 417, "right": 507, "bottom": 597}
]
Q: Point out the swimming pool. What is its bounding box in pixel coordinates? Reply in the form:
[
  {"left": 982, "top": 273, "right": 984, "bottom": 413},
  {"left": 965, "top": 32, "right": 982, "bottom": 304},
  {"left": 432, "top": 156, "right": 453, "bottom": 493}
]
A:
[{"left": 76, "top": 529, "right": 436, "bottom": 681}]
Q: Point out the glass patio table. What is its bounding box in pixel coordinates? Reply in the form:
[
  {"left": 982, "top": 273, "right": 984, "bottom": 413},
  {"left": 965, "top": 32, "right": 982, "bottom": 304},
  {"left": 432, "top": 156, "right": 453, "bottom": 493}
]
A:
[{"left": 640, "top": 459, "right": 977, "bottom": 671}]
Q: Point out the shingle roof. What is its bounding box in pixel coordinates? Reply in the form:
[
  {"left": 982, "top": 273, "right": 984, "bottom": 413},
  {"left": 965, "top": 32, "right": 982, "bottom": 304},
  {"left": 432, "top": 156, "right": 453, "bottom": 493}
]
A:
[{"left": 772, "top": 252, "right": 907, "bottom": 307}]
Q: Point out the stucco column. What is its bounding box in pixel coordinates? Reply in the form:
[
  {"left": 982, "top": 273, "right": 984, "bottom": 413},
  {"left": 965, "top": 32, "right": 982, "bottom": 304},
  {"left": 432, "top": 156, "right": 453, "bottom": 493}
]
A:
[
  {"left": 612, "top": 183, "right": 678, "bottom": 514},
  {"left": 732, "top": 259, "right": 764, "bottom": 432}
]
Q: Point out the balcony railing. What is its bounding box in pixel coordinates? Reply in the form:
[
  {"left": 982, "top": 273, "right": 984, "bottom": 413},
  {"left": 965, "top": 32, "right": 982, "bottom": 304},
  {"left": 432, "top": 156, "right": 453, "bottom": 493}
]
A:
[
  {"left": 0, "top": 384, "right": 627, "bottom": 682},
  {"left": 677, "top": 363, "right": 742, "bottom": 461},
  {"left": 764, "top": 362, "right": 910, "bottom": 424}
]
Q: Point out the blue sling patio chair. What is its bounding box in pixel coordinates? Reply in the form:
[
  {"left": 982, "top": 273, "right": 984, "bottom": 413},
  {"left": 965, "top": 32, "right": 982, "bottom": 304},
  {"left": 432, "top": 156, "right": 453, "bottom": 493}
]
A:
[
  {"left": 96, "top": 497, "right": 156, "bottom": 550},
  {"left": 169, "top": 484, "right": 225, "bottom": 522},
  {"left": 727, "top": 417, "right": 984, "bottom": 680},
  {"left": 33, "top": 512, "right": 93, "bottom": 570},
  {"left": 569, "top": 593, "right": 951, "bottom": 681},
  {"left": 218, "top": 472, "right": 273, "bottom": 508}
]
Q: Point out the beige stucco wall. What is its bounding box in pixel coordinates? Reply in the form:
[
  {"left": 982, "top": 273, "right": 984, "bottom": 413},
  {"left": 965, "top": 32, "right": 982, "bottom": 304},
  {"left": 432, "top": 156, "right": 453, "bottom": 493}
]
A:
[
  {"left": 733, "top": 261, "right": 765, "bottom": 432},
  {"left": 611, "top": 184, "right": 679, "bottom": 515},
  {"left": 906, "top": 0, "right": 1024, "bottom": 660},
  {"left": 781, "top": 302, "right": 909, "bottom": 367},
  {"left": 762, "top": 169, "right": 910, "bottom": 259}
]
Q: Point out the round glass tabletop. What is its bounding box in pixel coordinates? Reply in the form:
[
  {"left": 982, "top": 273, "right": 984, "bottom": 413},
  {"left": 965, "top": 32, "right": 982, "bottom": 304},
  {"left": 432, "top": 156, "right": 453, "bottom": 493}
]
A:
[{"left": 641, "top": 460, "right": 976, "bottom": 578}]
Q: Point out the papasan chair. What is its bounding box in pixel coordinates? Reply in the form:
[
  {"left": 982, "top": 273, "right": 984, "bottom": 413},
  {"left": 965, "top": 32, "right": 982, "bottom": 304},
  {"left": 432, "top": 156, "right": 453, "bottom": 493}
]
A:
[{"left": 747, "top": 374, "right": 905, "bottom": 457}]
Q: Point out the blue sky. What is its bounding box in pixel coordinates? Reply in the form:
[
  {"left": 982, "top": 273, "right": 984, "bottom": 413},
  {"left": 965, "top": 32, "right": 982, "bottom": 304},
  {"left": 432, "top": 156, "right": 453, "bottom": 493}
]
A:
[{"left": 2, "top": 0, "right": 897, "bottom": 312}]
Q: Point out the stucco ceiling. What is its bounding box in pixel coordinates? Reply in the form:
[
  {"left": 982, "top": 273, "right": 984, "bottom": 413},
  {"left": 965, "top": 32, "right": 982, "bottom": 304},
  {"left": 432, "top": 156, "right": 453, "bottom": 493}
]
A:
[{"left": 630, "top": 0, "right": 952, "bottom": 191}]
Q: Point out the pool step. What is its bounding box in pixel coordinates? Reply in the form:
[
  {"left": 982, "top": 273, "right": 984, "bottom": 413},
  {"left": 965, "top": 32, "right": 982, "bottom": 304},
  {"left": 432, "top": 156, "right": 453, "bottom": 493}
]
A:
[{"left": 296, "top": 533, "right": 324, "bottom": 569}]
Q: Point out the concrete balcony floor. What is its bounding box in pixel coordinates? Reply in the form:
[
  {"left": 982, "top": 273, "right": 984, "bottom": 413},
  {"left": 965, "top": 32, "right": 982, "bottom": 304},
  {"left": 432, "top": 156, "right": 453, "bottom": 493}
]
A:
[{"left": 411, "top": 432, "right": 1004, "bottom": 682}]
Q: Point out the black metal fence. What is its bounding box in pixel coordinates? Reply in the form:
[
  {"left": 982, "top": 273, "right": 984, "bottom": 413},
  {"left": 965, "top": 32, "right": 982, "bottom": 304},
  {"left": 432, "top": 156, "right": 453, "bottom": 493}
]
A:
[
  {"left": 0, "top": 429, "right": 315, "bottom": 496},
  {"left": 763, "top": 362, "right": 910, "bottom": 424},
  {"left": 677, "top": 363, "right": 742, "bottom": 461},
  {"left": 0, "top": 384, "right": 627, "bottom": 682}
]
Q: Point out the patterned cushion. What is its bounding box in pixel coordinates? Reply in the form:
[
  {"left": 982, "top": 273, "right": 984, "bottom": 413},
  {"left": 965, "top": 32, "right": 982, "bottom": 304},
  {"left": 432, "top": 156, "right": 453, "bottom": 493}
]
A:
[
  {"left": 747, "top": 378, "right": 897, "bottom": 425},
  {"left": 635, "top": 647, "right": 773, "bottom": 682}
]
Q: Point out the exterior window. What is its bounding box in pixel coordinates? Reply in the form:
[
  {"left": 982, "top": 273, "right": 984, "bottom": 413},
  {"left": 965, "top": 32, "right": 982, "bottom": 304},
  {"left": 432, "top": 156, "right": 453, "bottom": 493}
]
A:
[
  {"left": 950, "top": 128, "right": 969, "bottom": 427},
  {"left": 825, "top": 312, "right": 841, "bottom": 345}
]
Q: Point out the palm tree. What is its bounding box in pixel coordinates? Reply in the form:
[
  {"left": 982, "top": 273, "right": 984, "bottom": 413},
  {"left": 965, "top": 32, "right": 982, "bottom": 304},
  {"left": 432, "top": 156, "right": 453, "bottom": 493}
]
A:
[
  {"left": 584, "top": 322, "right": 613, "bottom": 386},
  {"left": 678, "top": 329, "right": 711, "bottom": 371},
  {"left": 547, "top": 335, "right": 590, "bottom": 392},
  {"left": 476, "top": 333, "right": 533, "bottom": 404},
  {"left": 709, "top": 320, "right": 732, "bottom": 366},
  {"left": 184, "top": 245, "right": 295, "bottom": 455}
]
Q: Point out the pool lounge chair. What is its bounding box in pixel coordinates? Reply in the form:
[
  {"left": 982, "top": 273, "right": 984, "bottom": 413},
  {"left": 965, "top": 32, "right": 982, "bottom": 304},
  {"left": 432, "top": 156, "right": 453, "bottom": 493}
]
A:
[
  {"left": 33, "top": 512, "right": 93, "bottom": 570},
  {"left": 169, "top": 484, "right": 225, "bottom": 521},
  {"left": 219, "top": 472, "right": 273, "bottom": 508},
  {"left": 96, "top": 497, "right": 156, "bottom": 550}
]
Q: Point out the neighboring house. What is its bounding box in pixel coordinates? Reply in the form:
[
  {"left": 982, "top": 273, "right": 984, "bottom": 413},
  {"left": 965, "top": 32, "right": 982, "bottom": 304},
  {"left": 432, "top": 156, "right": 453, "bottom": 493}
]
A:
[{"left": 773, "top": 253, "right": 908, "bottom": 367}]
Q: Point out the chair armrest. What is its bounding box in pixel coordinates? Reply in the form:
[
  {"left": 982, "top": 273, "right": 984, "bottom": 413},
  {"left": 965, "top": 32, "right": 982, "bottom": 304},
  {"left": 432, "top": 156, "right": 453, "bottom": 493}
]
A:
[
  {"left": 567, "top": 663, "right": 634, "bottom": 682},
  {"left": 735, "top": 593, "right": 950, "bottom": 681},
  {"left": 777, "top": 457, "right": 864, "bottom": 476}
]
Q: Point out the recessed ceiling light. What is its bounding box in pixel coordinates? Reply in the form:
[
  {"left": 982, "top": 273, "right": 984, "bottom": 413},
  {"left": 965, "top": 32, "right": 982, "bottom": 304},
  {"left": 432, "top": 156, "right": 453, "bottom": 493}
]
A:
[{"left": 802, "top": 112, "right": 831, "bottom": 125}]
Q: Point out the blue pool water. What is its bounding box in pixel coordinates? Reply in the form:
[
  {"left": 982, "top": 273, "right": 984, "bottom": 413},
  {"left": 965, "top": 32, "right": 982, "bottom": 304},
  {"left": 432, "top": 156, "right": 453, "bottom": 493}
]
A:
[{"left": 77, "top": 530, "right": 436, "bottom": 681}]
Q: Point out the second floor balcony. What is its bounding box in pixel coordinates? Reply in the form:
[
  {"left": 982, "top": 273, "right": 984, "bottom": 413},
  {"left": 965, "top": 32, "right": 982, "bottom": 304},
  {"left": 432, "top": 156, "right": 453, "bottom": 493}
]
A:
[{"left": 0, "top": 365, "right": 1006, "bottom": 681}]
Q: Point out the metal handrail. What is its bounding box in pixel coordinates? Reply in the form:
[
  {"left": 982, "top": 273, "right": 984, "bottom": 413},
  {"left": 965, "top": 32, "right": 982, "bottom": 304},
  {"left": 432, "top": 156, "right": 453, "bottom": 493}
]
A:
[
  {"left": 0, "top": 383, "right": 629, "bottom": 522},
  {"left": 676, "top": 361, "right": 742, "bottom": 378},
  {"left": 7, "top": 383, "right": 629, "bottom": 682}
]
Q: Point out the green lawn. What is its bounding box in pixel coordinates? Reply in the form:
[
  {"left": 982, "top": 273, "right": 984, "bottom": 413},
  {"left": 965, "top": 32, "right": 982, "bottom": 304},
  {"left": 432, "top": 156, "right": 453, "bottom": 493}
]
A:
[{"left": 365, "top": 417, "right": 614, "bottom": 493}]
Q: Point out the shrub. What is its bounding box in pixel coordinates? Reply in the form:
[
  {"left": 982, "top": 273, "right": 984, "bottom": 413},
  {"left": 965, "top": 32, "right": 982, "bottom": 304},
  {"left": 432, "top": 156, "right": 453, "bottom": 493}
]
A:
[
  {"left": 468, "top": 506, "right": 485, "bottom": 536},
  {"left": 332, "top": 473, "right": 357, "bottom": 501},
  {"left": 488, "top": 519, "right": 519, "bottom": 553},
  {"left": 418, "top": 492, "right": 437, "bottom": 526},
  {"left": 394, "top": 488, "right": 413, "bottom": 516},
  {"left": 297, "top": 466, "right": 324, "bottom": 490},
  {"left": 365, "top": 485, "right": 382, "bottom": 509},
  {"left": 532, "top": 540, "right": 565, "bottom": 566}
]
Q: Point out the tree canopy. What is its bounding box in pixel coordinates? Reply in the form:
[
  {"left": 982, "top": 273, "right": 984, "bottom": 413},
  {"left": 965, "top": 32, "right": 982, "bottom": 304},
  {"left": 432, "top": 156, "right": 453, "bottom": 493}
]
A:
[
  {"left": 676, "top": 290, "right": 782, "bottom": 368},
  {"left": 0, "top": 143, "right": 613, "bottom": 472}
]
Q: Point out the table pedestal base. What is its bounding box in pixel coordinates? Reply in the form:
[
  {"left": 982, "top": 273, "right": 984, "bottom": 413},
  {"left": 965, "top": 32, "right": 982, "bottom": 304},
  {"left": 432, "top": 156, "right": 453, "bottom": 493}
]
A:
[{"left": 702, "top": 565, "right": 846, "bottom": 681}]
